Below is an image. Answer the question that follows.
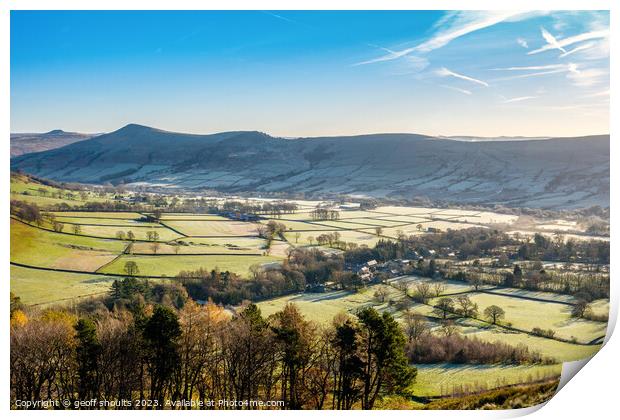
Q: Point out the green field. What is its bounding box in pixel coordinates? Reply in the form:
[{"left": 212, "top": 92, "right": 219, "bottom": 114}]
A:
[
  {"left": 164, "top": 220, "right": 259, "bottom": 236},
  {"left": 258, "top": 288, "right": 405, "bottom": 323},
  {"left": 456, "top": 321, "right": 601, "bottom": 361},
  {"left": 52, "top": 216, "right": 159, "bottom": 227},
  {"left": 157, "top": 213, "right": 230, "bottom": 221},
  {"left": 257, "top": 283, "right": 603, "bottom": 362},
  {"left": 50, "top": 211, "right": 145, "bottom": 219},
  {"left": 439, "top": 292, "right": 607, "bottom": 343},
  {"left": 72, "top": 224, "right": 181, "bottom": 241},
  {"left": 11, "top": 265, "right": 117, "bottom": 306},
  {"left": 10, "top": 175, "right": 111, "bottom": 207},
  {"left": 129, "top": 240, "right": 265, "bottom": 255},
  {"left": 11, "top": 219, "right": 126, "bottom": 271},
  {"left": 389, "top": 275, "right": 481, "bottom": 295},
  {"left": 412, "top": 364, "right": 561, "bottom": 397},
  {"left": 99, "top": 254, "right": 282, "bottom": 277},
  {"left": 283, "top": 229, "right": 381, "bottom": 247}
]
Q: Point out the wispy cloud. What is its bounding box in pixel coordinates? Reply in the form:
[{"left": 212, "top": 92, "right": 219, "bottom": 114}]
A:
[
  {"left": 491, "top": 64, "right": 566, "bottom": 71},
  {"left": 516, "top": 37, "right": 529, "bottom": 49},
  {"left": 502, "top": 96, "right": 537, "bottom": 103},
  {"left": 414, "top": 11, "right": 525, "bottom": 53},
  {"left": 528, "top": 28, "right": 609, "bottom": 55},
  {"left": 353, "top": 45, "right": 417, "bottom": 66},
  {"left": 440, "top": 85, "right": 472, "bottom": 95},
  {"left": 436, "top": 67, "right": 489, "bottom": 87},
  {"left": 491, "top": 63, "right": 579, "bottom": 81},
  {"left": 583, "top": 89, "right": 609, "bottom": 98},
  {"left": 559, "top": 42, "right": 595, "bottom": 58},
  {"left": 540, "top": 28, "right": 566, "bottom": 53},
  {"left": 566, "top": 68, "right": 607, "bottom": 87},
  {"left": 354, "top": 11, "right": 534, "bottom": 66}
]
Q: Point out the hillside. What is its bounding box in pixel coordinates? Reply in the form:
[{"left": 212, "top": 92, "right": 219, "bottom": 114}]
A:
[
  {"left": 10, "top": 129, "right": 95, "bottom": 157},
  {"left": 10, "top": 124, "right": 610, "bottom": 209}
]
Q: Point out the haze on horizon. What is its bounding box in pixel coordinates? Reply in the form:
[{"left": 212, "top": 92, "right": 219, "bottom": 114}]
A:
[{"left": 10, "top": 10, "right": 609, "bottom": 138}]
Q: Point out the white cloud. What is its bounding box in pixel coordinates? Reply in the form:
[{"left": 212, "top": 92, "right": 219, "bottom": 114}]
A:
[
  {"left": 516, "top": 38, "right": 529, "bottom": 49},
  {"left": 436, "top": 67, "right": 489, "bottom": 87},
  {"left": 583, "top": 89, "right": 609, "bottom": 98},
  {"left": 353, "top": 46, "right": 417, "bottom": 66},
  {"left": 566, "top": 68, "right": 608, "bottom": 88},
  {"left": 491, "top": 64, "right": 566, "bottom": 71},
  {"left": 492, "top": 63, "right": 579, "bottom": 81},
  {"left": 528, "top": 28, "right": 609, "bottom": 55},
  {"left": 540, "top": 28, "right": 566, "bottom": 53},
  {"left": 559, "top": 42, "right": 595, "bottom": 58},
  {"left": 414, "top": 11, "right": 524, "bottom": 53},
  {"left": 502, "top": 96, "right": 537, "bottom": 103},
  {"left": 440, "top": 85, "right": 472, "bottom": 95},
  {"left": 354, "top": 11, "right": 540, "bottom": 66}
]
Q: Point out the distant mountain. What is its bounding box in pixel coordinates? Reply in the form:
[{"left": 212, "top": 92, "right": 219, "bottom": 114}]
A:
[
  {"left": 10, "top": 124, "right": 610, "bottom": 209},
  {"left": 11, "top": 129, "right": 96, "bottom": 157}
]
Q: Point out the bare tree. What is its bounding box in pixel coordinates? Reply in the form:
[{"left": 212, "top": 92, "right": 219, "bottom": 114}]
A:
[
  {"left": 455, "top": 295, "right": 479, "bottom": 318},
  {"left": 373, "top": 286, "right": 389, "bottom": 303},
  {"left": 403, "top": 310, "right": 429, "bottom": 342},
  {"left": 432, "top": 282, "right": 446, "bottom": 297}
]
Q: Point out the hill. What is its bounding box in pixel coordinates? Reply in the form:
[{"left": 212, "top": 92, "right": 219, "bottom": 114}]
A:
[
  {"left": 11, "top": 129, "right": 96, "bottom": 157},
  {"left": 10, "top": 124, "right": 610, "bottom": 209}
]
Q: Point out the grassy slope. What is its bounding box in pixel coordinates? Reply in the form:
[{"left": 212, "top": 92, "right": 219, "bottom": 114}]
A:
[
  {"left": 445, "top": 292, "right": 607, "bottom": 343},
  {"left": 11, "top": 219, "right": 125, "bottom": 271},
  {"left": 99, "top": 254, "right": 282, "bottom": 277},
  {"left": 412, "top": 363, "right": 561, "bottom": 397},
  {"left": 11, "top": 265, "right": 117, "bottom": 306}
]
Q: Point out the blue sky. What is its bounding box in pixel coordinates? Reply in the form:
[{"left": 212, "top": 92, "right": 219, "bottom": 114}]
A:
[{"left": 11, "top": 10, "right": 609, "bottom": 137}]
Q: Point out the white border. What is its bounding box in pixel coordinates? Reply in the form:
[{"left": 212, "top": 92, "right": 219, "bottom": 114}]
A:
[{"left": 1, "top": 1, "right": 615, "bottom": 419}]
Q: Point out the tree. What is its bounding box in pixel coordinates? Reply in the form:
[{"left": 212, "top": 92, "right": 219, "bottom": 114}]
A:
[
  {"left": 173, "top": 243, "right": 181, "bottom": 255},
  {"left": 116, "top": 231, "right": 126, "bottom": 240},
  {"left": 332, "top": 319, "right": 364, "bottom": 409},
  {"left": 357, "top": 308, "right": 417, "bottom": 409},
  {"left": 571, "top": 300, "right": 591, "bottom": 318},
  {"left": 150, "top": 242, "right": 160, "bottom": 254},
  {"left": 308, "top": 236, "right": 314, "bottom": 246},
  {"left": 483, "top": 305, "right": 505, "bottom": 324},
  {"left": 427, "top": 259, "right": 437, "bottom": 277},
  {"left": 294, "top": 232, "right": 301, "bottom": 244},
  {"left": 438, "top": 320, "right": 458, "bottom": 337},
  {"left": 455, "top": 295, "right": 478, "bottom": 318},
  {"left": 432, "top": 298, "right": 454, "bottom": 319},
  {"left": 413, "top": 283, "right": 432, "bottom": 303},
  {"left": 503, "top": 272, "right": 515, "bottom": 287},
  {"left": 52, "top": 221, "right": 64, "bottom": 232},
  {"left": 143, "top": 306, "right": 181, "bottom": 405},
  {"left": 432, "top": 282, "right": 446, "bottom": 297},
  {"left": 374, "top": 227, "right": 383, "bottom": 236},
  {"left": 271, "top": 303, "right": 316, "bottom": 408},
  {"left": 373, "top": 286, "right": 389, "bottom": 303},
  {"left": 513, "top": 264, "right": 523, "bottom": 283},
  {"left": 469, "top": 276, "right": 483, "bottom": 291},
  {"left": 72, "top": 224, "right": 82, "bottom": 235},
  {"left": 74, "top": 318, "right": 101, "bottom": 400},
  {"left": 124, "top": 261, "right": 139, "bottom": 276},
  {"left": 127, "top": 231, "right": 135, "bottom": 241},
  {"left": 403, "top": 310, "right": 429, "bottom": 342}
]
